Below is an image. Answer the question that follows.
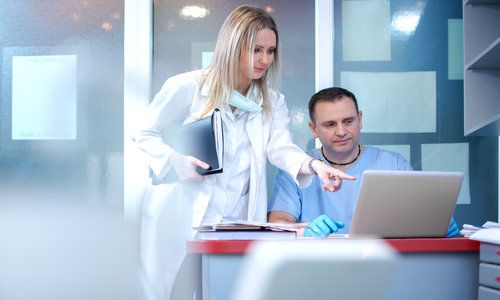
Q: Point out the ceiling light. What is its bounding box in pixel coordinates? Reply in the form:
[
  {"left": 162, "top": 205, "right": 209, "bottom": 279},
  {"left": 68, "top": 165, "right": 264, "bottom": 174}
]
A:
[{"left": 179, "top": 5, "right": 209, "bottom": 20}]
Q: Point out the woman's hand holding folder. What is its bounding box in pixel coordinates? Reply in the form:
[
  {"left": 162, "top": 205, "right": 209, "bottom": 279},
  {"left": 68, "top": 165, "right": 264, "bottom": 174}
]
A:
[{"left": 170, "top": 151, "right": 210, "bottom": 183}]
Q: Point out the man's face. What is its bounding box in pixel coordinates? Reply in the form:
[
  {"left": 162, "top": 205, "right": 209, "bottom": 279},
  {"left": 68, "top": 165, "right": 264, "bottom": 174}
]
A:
[{"left": 309, "top": 96, "right": 362, "bottom": 157}]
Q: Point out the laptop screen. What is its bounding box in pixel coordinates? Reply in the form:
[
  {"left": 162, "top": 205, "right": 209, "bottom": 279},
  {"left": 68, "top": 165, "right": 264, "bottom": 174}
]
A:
[{"left": 349, "top": 170, "right": 463, "bottom": 238}]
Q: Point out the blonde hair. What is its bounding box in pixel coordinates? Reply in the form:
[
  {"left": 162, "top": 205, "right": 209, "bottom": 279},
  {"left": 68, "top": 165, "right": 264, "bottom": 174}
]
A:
[{"left": 200, "top": 5, "right": 279, "bottom": 117}]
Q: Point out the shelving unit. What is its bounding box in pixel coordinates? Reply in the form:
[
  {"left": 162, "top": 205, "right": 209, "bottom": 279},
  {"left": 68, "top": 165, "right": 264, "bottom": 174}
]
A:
[
  {"left": 463, "top": 0, "right": 500, "bottom": 136},
  {"left": 478, "top": 243, "right": 500, "bottom": 299},
  {"left": 466, "top": 37, "right": 500, "bottom": 69}
]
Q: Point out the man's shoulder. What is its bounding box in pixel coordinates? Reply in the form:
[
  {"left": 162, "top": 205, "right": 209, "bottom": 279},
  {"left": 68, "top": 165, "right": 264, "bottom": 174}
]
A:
[
  {"left": 365, "top": 146, "right": 403, "bottom": 158},
  {"left": 363, "top": 146, "right": 411, "bottom": 170}
]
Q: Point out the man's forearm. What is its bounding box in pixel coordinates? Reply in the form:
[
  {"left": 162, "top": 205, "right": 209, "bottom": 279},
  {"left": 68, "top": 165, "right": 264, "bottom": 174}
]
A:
[{"left": 267, "top": 211, "right": 297, "bottom": 224}]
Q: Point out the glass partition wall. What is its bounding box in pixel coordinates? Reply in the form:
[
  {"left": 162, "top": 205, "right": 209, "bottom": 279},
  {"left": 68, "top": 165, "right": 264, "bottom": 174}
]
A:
[
  {"left": 0, "top": 2, "right": 140, "bottom": 299},
  {"left": 332, "top": 0, "right": 497, "bottom": 225},
  {"left": 0, "top": 1, "right": 125, "bottom": 206}
]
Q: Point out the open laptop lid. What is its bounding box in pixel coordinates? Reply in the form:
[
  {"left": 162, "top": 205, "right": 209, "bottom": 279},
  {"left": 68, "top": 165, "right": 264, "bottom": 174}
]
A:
[{"left": 349, "top": 170, "right": 463, "bottom": 238}]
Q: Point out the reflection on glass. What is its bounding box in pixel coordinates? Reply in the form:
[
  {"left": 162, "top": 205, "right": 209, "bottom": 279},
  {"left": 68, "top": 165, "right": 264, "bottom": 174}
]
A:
[
  {"left": 391, "top": 1, "right": 427, "bottom": 38},
  {"left": 101, "top": 22, "right": 113, "bottom": 31},
  {"left": 264, "top": 5, "right": 274, "bottom": 14},
  {"left": 179, "top": 5, "right": 209, "bottom": 20}
]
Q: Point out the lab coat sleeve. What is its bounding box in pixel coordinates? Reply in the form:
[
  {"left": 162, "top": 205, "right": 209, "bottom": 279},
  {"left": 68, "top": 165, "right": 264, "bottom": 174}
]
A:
[
  {"left": 133, "top": 73, "right": 197, "bottom": 178},
  {"left": 265, "top": 92, "right": 313, "bottom": 188}
]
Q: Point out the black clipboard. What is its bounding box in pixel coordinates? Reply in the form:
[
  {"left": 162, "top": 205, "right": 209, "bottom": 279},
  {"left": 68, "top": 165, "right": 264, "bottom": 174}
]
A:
[{"left": 152, "top": 109, "right": 224, "bottom": 184}]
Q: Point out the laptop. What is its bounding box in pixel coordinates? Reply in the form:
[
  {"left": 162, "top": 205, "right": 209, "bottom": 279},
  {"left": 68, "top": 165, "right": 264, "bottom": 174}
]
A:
[{"left": 349, "top": 170, "right": 463, "bottom": 238}]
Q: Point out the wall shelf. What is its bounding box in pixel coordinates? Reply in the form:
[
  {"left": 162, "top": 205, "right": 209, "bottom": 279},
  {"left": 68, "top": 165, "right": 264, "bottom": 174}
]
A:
[
  {"left": 466, "top": 37, "right": 500, "bottom": 70},
  {"left": 463, "top": 1, "right": 500, "bottom": 136},
  {"left": 466, "top": 0, "right": 500, "bottom": 4}
]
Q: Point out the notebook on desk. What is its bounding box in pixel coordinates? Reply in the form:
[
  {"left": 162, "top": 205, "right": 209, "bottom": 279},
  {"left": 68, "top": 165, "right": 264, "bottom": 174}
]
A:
[{"left": 349, "top": 170, "right": 463, "bottom": 238}]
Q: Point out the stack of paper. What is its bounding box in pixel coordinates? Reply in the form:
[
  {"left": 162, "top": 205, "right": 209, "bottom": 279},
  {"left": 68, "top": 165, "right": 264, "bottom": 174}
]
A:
[
  {"left": 460, "top": 224, "right": 482, "bottom": 237},
  {"left": 193, "top": 220, "right": 307, "bottom": 241},
  {"left": 462, "top": 221, "right": 500, "bottom": 245},
  {"left": 194, "top": 220, "right": 307, "bottom": 232}
]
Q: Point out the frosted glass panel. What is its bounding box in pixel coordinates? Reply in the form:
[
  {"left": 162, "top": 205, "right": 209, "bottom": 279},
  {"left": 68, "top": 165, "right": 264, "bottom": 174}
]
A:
[
  {"left": 421, "top": 143, "right": 470, "bottom": 205},
  {"left": 340, "top": 71, "right": 436, "bottom": 133},
  {"left": 448, "top": 19, "right": 464, "bottom": 80},
  {"left": 0, "top": 1, "right": 125, "bottom": 206},
  {"left": 342, "top": 0, "right": 391, "bottom": 61},
  {"left": 12, "top": 55, "right": 77, "bottom": 140},
  {"left": 0, "top": 1, "right": 128, "bottom": 297}
]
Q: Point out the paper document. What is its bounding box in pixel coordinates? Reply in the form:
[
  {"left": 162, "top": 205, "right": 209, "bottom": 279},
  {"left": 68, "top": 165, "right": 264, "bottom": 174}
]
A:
[
  {"left": 194, "top": 220, "right": 307, "bottom": 232},
  {"left": 460, "top": 224, "right": 482, "bottom": 237},
  {"left": 483, "top": 221, "right": 500, "bottom": 228},
  {"left": 469, "top": 228, "right": 500, "bottom": 245},
  {"left": 462, "top": 221, "right": 500, "bottom": 244}
]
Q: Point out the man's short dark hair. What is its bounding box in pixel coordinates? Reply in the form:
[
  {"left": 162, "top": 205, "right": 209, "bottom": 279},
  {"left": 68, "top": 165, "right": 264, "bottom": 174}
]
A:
[{"left": 308, "top": 87, "right": 359, "bottom": 122}]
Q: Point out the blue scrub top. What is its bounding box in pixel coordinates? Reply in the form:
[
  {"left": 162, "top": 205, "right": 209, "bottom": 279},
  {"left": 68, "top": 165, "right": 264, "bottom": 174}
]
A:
[{"left": 269, "top": 146, "right": 413, "bottom": 234}]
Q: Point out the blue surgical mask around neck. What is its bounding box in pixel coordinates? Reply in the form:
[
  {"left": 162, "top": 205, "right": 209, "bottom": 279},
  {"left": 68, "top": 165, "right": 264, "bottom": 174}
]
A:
[{"left": 229, "top": 91, "right": 261, "bottom": 113}]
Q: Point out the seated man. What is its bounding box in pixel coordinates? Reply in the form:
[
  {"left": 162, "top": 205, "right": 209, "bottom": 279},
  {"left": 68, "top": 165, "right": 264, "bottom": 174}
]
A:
[{"left": 268, "top": 87, "right": 459, "bottom": 238}]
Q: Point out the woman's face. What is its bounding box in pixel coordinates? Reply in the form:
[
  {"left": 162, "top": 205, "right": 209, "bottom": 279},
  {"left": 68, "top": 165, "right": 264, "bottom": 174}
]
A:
[{"left": 238, "top": 28, "right": 276, "bottom": 87}]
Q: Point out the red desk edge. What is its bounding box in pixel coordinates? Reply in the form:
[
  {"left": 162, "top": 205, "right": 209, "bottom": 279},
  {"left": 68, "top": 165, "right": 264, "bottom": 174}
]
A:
[{"left": 187, "top": 237, "right": 480, "bottom": 254}]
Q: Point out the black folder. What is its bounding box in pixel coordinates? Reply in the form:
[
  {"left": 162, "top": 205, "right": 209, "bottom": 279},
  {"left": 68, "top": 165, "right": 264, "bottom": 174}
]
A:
[{"left": 152, "top": 109, "right": 224, "bottom": 184}]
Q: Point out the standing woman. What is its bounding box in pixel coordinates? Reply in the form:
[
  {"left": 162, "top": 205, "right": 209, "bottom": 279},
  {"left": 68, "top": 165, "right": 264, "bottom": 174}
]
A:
[{"left": 135, "top": 5, "right": 354, "bottom": 300}]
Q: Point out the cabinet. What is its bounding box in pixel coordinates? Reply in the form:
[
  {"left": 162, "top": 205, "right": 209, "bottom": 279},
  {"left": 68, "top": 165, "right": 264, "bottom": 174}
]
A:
[
  {"left": 479, "top": 242, "right": 500, "bottom": 299},
  {"left": 463, "top": 0, "right": 500, "bottom": 136}
]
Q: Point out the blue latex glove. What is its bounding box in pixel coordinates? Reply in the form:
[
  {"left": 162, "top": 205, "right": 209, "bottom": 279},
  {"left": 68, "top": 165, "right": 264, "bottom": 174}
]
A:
[
  {"left": 304, "top": 215, "right": 345, "bottom": 238},
  {"left": 447, "top": 217, "right": 460, "bottom": 238}
]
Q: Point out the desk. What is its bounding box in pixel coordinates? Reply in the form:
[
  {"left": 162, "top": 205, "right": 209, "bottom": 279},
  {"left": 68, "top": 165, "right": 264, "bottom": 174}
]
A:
[{"left": 187, "top": 238, "right": 480, "bottom": 300}]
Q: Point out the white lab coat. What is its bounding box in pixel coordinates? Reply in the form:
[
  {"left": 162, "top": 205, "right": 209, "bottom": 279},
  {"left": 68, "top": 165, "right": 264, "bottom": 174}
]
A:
[{"left": 135, "top": 70, "right": 312, "bottom": 300}]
